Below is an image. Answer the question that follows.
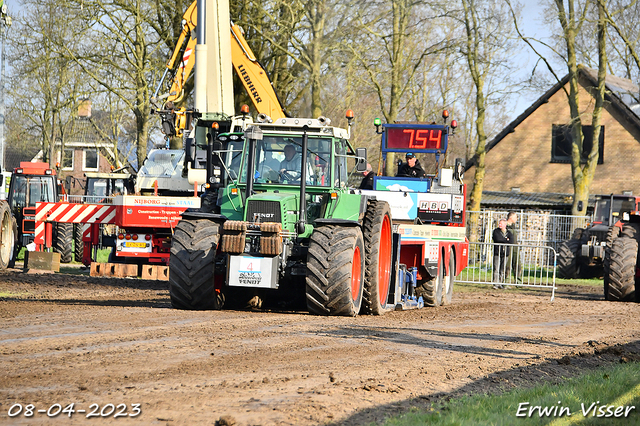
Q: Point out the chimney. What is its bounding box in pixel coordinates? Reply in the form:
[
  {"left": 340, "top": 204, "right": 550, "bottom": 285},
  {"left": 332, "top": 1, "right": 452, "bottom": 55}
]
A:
[{"left": 78, "top": 99, "right": 92, "bottom": 118}]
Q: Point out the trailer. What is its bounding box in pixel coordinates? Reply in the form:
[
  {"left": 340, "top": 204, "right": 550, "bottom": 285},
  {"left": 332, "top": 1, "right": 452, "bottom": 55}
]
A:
[
  {"left": 358, "top": 118, "right": 469, "bottom": 307},
  {"left": 34, "top": 194, "right": 200, "bottom": 277}
]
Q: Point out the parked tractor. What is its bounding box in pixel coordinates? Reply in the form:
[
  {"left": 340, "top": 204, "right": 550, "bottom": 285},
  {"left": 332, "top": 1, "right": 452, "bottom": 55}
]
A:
[
  {"left": 557, "top": 194, "right": 640, "bottom": 279},
  {"left": 7, "top": 162, "right": 71, "bottom": 266}
]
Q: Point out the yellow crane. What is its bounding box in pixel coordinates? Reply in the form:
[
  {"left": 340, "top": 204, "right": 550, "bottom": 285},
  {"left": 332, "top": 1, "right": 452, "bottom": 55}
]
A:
[{"left": 152, "top": 0, "right": 287, "bottom": 127}]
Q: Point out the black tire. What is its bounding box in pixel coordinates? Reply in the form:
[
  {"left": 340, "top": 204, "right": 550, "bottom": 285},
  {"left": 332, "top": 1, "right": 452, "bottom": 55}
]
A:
[
  {"left": 0, "top": 203, "right": 14, "bottom": 269},
  {"left": 74, "top": 224, "right": 84, "bottom": 263},
  {"left": 53, "top": 223, "right": 73, "bottom": 263},
  {"left": 306, "top": 226, "right": 365, "bottom": 316},
  {"left": 8, "top": 216, "right": 18, "bottom": 269},
  {"left": 442, "top": 250, "right": 455, "bottom": 305},
  {"left": 361, "top": 200, "right": 393, "bottom": 315},
  {"left": 169, "top": 219, "right": 221, "bottom": 310},
  {"left": 557, "top": 239, "right": 581, "bottom": 279},
  {"left": 603, "top": 225, "right": 620, "bottom": 299},
  {"left": 607, "top": 236, "right": 637, "bottom": 301},
  {"left": 571, "top": 228, "right": 584, "bottom": 241},
  {"left": 621, "top": 223, "right": 640, "bottom": 240},
  {"left": 419, "top": 254, "right": 444, "bottom": 307}
]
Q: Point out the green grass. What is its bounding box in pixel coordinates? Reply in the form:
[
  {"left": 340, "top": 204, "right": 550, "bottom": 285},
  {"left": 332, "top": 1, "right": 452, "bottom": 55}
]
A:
[{"left": 381, "top": 362, "right": 640, "bottom": 426}]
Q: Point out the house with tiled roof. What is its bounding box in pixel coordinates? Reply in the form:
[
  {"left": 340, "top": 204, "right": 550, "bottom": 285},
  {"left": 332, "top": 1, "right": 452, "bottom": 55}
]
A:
[
  {"left": 466, "top": 66, "right": 640, "bottom": 212},
  {"left": 32, "top": 101, "right": 124, "bottom": 195}
]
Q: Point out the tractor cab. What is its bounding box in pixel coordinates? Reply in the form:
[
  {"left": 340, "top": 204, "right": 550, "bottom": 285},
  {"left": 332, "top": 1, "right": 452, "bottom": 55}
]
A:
[
  {"left": 84, "top": 171, "right": 135, "bottom": 203},
  {"left": 592, "top": 194, "right": 640, "bottom": 229},
  {"left": 8, "top": 162, "right": 59, "bottom": 248}
]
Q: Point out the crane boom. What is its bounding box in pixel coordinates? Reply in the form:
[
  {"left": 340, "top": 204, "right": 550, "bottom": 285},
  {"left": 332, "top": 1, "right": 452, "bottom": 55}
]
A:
[{"left": 153, "top": 0, "right": 286, "bottom": 120}]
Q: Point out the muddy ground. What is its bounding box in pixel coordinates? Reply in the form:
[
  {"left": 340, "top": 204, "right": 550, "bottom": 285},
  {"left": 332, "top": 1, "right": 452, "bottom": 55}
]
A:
[{"left": 1, "top": 268, "right": 639, "bottom": 425}]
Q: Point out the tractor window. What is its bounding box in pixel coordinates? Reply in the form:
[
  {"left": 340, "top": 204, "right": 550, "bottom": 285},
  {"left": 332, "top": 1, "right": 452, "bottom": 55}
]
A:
[
  {"left": 9, "top": 175, "right": 56, "bottom": 210},
  {"left": 333, "top": 140, "right": 348, "bottom": 188},
  {"left": 240, "top": 136, "right": 331, "bottom": 187}
]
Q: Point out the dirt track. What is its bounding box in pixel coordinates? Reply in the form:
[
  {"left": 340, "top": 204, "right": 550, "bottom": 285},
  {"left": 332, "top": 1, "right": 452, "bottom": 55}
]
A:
[{"left": 1, "top": 268, "right": 639, "bottom": 425}]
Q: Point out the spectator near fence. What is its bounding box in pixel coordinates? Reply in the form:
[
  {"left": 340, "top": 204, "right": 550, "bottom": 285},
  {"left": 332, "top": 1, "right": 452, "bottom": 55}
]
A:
[
  {"left": 506, "top": 211, "right": 523, "bottom": 282},
  {"left": 492, "top": 218, "right": 513, "bottom": 288}
]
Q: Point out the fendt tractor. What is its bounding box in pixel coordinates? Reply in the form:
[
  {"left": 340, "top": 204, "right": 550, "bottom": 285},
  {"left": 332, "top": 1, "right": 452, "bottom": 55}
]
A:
[
  {"left": 168, "top": 111, "right": 468, "bottom": 316},
  {"left": 558, "top": 193, "right": 640, "bottom": 279}
]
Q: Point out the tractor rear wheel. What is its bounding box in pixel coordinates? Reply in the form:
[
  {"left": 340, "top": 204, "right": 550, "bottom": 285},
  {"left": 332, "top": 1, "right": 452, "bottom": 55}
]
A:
[
  {"left": 603, "top": 225, "right": 620, "bottom": 299},
  {"left": 0, "top": 202, "right": 14, "bottom": 269},
  {"left": 419, "top": 257, "right": 444, "bottom": 307},
  {"left": 361, "top": 200, "right": 393, "bottom": 315},
  {"left": 557, "top": 238, "right": 581, "bottom": 279},
  {"left": 53, "top": 223, "right": 73, "bottom": 264},
  {"left": 306, "top": 225, "right": 365, "bottom": 316},
  {"left": 74, "top": 224, "right": 84, "bottom": 262},
  {"left": 169, "top": 219, "right": 221, "bottom": 310},
  {"left": 607, "top": 236, "right": 637, "bottom": 301}
]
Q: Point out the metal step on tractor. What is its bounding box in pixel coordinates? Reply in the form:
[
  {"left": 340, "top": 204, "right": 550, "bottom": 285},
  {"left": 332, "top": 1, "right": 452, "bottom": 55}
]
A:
[{"left": 557, "top": 194, "right": 640, "bottom": 279}]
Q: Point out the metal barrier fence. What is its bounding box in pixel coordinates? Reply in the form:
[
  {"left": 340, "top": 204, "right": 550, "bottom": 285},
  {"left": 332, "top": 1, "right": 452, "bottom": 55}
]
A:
[
  {"left": 457, "top": 241, "right": 557, "bottom": 301},
  {"left": 466, "top": 210, "right": 590, "bottom": 252}
]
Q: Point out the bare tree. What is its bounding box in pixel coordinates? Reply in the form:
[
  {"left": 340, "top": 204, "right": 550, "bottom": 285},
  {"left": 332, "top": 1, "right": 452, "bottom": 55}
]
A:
[{"left": 7, "top": 0, "right": 89, "bottom": 167}]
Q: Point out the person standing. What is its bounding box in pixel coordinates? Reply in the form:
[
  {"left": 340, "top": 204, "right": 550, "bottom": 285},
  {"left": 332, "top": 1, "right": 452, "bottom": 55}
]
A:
[
  {"left": 359, "top": 163, "right": 375, "bottom": 190},
  {"left": 492, "top": 218, "right": 513, "bottom": 288},
  {"left": 506, "top": 211, "right": 522, "bottom": 282}
]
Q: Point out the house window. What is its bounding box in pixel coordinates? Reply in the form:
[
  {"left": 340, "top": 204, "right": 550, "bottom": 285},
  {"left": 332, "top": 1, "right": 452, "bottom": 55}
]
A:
[
  {"left": 61, "top": 149, "right": 74, "bottom": 170},
  {"left": 83, "top": 149, "right": 99, "bottom": 171},
  {"left": 551, "top": 124, "right": 604, "bottom": 164}
]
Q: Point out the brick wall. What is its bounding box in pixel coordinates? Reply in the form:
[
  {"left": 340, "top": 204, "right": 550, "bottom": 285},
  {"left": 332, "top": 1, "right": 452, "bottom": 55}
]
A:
[{"left": 469, "top": 75, "right": 640, "bottom": 196}]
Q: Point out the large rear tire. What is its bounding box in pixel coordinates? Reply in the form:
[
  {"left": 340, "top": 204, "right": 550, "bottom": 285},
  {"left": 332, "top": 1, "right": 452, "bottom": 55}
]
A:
[
  {"left": 74, "top": 224, "right": 84, "bottom": 263},
  {"left": 557, "top": 238, "right": 581, "bottom": 279},
  {"left": 603, "top": 225, "right": 620, "bottom": 299},
  {"left": 169, "top": 219, "right": 221, "bottom": 310},
  {"left": 53, "top": 223, "right": 73, "bottom": 263},
  {"left": 0, "top": 202, "right": 14, "bottom": 269},
  {"left": 306, "top": 226, "right": 365, "bottom": 316},
  {"left": 607, "top": 236, "right": 637, "bottom": 301},
  {"left": 361, "top": 200, "right": 393, "bottom": 315}
]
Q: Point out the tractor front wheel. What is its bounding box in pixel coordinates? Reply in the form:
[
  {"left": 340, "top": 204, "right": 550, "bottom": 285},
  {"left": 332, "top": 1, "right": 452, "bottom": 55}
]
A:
[
  {"left": 557, "top": 239, "right": 581, "bottom": 279},
  {"left": 603, "top": 225, "right": 620, "bottom": 299},
  {"left": 361, "top": 200, "right": 393, "bottom": 315},
  {"left": 0, "top": 202, "right": 14, "bottom": 269},
  {"left": 306, "top": 226, "right": 365, "bottom": 316},
  {"left": 169, "top": 219, "right": 221, "bottom": 310},
  {"left": 53, "top": 223, "right": 73, "bottom": 264}
]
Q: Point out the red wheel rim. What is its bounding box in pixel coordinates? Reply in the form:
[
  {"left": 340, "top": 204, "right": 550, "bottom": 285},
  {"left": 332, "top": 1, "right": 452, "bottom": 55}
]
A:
[
  {"left": 351, "top": 245, "right": 362, "bottom": 300},
  {"left": 378, "top": 215, "right": 392, "bottom": 305}
]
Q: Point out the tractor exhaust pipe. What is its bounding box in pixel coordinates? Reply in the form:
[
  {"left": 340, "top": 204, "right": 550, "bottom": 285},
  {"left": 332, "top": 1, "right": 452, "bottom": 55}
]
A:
[
  {"left": 244, "top": 126, "right": 263, "bottom": 202},
  {"left": 297, "top": 126, "right": 309, "bottom": 234}
]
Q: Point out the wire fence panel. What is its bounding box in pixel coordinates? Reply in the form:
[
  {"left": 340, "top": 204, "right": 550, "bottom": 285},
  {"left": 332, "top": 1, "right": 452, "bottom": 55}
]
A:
[
  {"left": 457, "top": 241, "right": 557, "bottom": 301},
  {"left": 466, "top": 210, "right": 590, "bottom": 252}
]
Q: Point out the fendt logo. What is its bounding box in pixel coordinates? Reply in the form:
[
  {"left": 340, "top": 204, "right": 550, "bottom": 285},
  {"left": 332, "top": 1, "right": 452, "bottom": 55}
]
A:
[{"left": 253, "top": 213, "right": 275, "bottom": 221}]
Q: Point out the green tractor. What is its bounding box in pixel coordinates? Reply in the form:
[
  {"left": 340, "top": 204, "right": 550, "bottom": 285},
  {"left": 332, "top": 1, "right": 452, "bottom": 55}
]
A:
[{"left": 169, "top": 113, "right": 393, "bottom": 316}]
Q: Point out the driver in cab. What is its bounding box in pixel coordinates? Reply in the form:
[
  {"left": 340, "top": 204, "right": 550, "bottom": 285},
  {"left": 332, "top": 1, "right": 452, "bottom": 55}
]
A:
[{"left": 279, "top": 144, "right": 302, "bottom": 179}]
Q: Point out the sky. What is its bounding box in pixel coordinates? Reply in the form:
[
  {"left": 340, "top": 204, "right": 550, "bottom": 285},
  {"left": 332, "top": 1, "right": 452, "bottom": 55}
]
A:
[{"left": 4, "top": 0, "right": 557, "bottom": 126}]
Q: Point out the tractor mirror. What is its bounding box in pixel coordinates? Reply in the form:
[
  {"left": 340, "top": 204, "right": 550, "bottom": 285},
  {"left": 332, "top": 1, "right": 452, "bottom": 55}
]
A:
[{"left": 355, "top": 148, "right": 367, "bottom": 172}]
